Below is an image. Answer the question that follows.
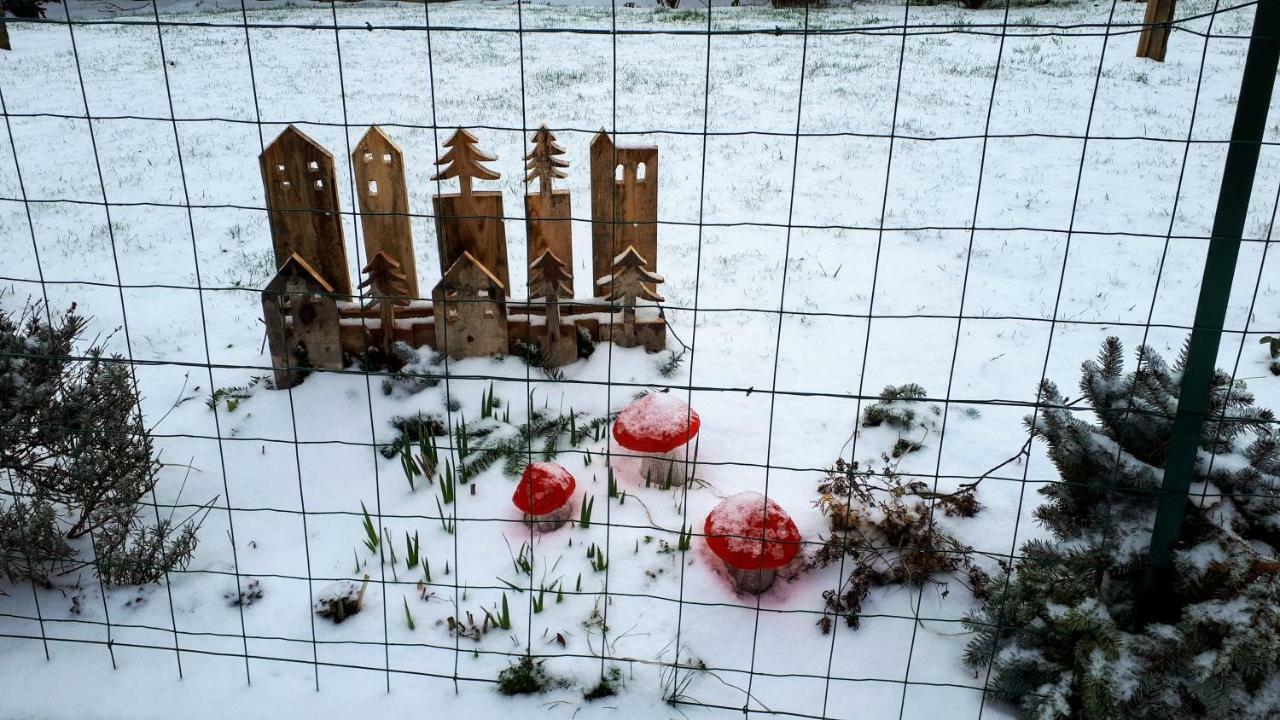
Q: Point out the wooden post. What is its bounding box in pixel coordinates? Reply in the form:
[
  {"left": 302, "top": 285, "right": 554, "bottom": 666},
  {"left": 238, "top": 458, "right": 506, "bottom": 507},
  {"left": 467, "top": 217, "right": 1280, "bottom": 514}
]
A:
[
  {"left": 354, "top": 127, "right": 419, "bottom": 297},
  {"left": 1137, "top": 0, "right": 1177, "bottom": 62},
  {"left": 259, "top": 126, "right": 351, "bottom": 295},
  {"left": 525, "top": 125, "right": 574, "bottom": 291},
  {"left": 1, "top": 19, "right": 10, "bottom": 51},
  {"left": 590, "top": 131, "right": 658, "bottom": 297},
  {"left": 431, "top": 129, "right": 510, "bottom": 294}
]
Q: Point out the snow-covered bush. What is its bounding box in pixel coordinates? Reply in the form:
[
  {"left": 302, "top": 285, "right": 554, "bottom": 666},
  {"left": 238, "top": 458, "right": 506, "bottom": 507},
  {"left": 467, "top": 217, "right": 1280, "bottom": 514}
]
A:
[
  {"left": 0, "top": 302, "right": 202, "bottom": 587},
  {"left": 964, "top": 338, "right": 1280, "bottom": 719}
]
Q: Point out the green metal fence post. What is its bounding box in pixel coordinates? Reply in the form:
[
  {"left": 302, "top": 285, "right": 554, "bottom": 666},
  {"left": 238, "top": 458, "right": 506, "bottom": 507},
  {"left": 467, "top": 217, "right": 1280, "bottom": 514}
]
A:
[{"left": 1137, "top": 0, "right": 1280, "bottom": 625}]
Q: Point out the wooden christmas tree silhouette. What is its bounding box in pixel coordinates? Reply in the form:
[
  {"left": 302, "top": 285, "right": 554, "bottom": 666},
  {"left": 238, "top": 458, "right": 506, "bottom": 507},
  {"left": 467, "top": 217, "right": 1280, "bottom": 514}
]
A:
[
  {"left": 431, "top": 128, "right": 510, "bottom": 293},
  {"left": 603, "top": 246, "right": 664, "bottom": 330},
  {"left": 524, "top": 125, "right": 574, "bottom": 291},
  {"left": 359, "top": 251, "right": 411, "bottom": 358},
  {"left": 529, "top": 249, "right": 577, "bottom": 368},
  {"left": 432, "top": 128, "right": 500, "bottom": 197},
  {"left": 525, "top": 125, "right": 568, "bottom": 198}
]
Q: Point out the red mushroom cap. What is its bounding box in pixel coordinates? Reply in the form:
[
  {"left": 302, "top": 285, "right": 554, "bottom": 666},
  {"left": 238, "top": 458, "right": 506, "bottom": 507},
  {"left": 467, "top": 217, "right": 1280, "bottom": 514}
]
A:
[
  {"left": 612, "top": 392, "right": 701, "bottom": 454},
  {"left": 704, "top": 491, "right": 801, "bottom": 571},
  {"left": 513, "top": 462, "right": 576, "bottom": 515}
]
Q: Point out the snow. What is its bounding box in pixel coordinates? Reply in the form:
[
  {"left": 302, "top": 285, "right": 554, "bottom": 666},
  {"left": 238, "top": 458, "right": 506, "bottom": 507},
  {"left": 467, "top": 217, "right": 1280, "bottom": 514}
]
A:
[{"left": 1, "top": 0, "right": 1280, "bottom": 718}]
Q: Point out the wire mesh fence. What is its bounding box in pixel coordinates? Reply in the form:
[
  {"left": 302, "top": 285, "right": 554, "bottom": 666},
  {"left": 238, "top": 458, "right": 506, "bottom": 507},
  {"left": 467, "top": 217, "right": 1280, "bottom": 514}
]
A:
[{"left": 1, "top": 0, "right": 1279, "bottom": 717}]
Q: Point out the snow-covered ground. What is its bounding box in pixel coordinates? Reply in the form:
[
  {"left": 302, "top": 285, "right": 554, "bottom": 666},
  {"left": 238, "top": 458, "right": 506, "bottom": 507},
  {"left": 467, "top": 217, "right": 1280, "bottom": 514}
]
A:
[{"left": 2, "top": 1, "right": 1280, "bottom": 718}]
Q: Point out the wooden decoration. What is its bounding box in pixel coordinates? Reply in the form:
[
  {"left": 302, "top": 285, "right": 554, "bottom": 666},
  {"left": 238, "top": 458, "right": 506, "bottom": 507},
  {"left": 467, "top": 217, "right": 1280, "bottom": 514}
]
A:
[
  {"left": 359, "top": 251, "right": 411, "bottom": 358},
  {"left": 529, "top": 249, "right": 578, "bottom": 368},
  {"left": 524, "top": 125, "right": 574, "bottom": 291},
  {"left": 259, "top": 126, "right": 351, "bottom": 295},
  {"left": 590, "top": 131, "right": 658, "bottom": 297},
  {"left": 598, "top": 245, "right": 665, "bottom": 351},
  {"left": 432, "top": 129, "right": 510, "bottom": 294},
  {"left": 262, "top": 254, "right": 344, "bottom": 390},
  {"left": 1136, "top": 0, "right": 1177, "bottom": 61},
  {"left": 431, "top": 251, "right": 508, "bottom": 359},
  {"left": 354, "top": 127, "right": 419, "bottom": 297}
]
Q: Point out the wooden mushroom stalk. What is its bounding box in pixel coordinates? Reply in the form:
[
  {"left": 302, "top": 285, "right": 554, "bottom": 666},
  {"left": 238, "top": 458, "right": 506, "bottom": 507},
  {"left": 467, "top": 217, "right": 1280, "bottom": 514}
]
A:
[
  {"left": 513, "top": 462, "right": 577, "bottom": 532},
  {"left": 612, "top": 392, "right": 700, "bottom": 487},
  {"left": 704, "top": 492, "right": 801, "bottom": 594}
]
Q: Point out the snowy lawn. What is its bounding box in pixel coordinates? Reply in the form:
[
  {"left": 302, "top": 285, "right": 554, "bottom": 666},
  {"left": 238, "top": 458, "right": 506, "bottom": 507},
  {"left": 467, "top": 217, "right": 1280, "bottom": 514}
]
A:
[{"left": 2, "top": 0, "right": 1280, "bottom": 718}]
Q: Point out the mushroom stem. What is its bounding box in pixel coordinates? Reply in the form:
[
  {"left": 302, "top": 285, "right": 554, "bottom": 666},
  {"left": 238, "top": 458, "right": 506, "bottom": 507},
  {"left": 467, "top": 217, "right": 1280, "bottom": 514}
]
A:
[
  {"left": 640, "top": 444, "right": 692, "bottom": 488},
  {"left": 725, "top": 564, "right": 778, "bottom": 594},
  {"left": 522, "top": 502, "right": 574, "bottom": 532}
]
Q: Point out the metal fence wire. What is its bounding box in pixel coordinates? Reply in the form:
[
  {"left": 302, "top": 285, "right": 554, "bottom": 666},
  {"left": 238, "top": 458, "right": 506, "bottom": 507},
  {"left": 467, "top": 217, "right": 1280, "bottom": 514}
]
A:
[{"left": 1, "top": 0, "right": 1279, "bottom": 718}]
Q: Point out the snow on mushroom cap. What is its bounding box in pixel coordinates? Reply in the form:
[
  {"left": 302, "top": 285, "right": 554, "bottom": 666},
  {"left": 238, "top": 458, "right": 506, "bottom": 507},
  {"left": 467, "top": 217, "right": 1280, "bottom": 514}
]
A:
[
  {"left": 704, "top": 491, "right": 801, "bottom": 570},
  {"left": 612, "top": 392, "right": 701, "bottom": 454},
  {"left": 513, "top": 462, "right": 576, "bottom": 515}
]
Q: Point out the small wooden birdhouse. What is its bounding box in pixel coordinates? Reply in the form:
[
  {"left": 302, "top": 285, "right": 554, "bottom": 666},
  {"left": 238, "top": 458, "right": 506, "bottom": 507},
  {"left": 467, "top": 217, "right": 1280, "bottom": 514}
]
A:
[
  {"left": 262, "top": 254, "right": 344, "bottom": 389},
  {"left": 431, "top": 251, "right": 508, "bottom": 360}
]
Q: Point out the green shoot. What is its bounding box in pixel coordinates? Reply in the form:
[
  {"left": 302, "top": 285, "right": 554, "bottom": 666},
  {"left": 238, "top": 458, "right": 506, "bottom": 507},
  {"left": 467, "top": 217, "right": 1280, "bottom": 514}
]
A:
[
  {"left": 677, "top": 523, "right": 693, "bottom": 552},
  {"left": 422, "top": 557, "right": 432, "bottom": 583},
  {"left": 400, "top": 440, "right": 420, "bottom": 491},
  {"left": 441, "top": 461, "right": 457, "bottom": 505},
  {"left": 405, "top": 531, "right": 421, "bottom": 570},
  {"left": 436, "top": 496, "right": 456, "bottom": 534},
  {"left": 417, "top": 432, "right": 439, "bottom": 479},
  {"left": 403, "top": 597, "right": 416, "bottom": 631},
  {"left": 360, "top": 502, "right": 380, "bottom": 555},
  {"left": 498, "top": 593, "right": 512, "bottom": 630},
  {"left": 578, "top": 494, "right": 595, "bottom": 528}
]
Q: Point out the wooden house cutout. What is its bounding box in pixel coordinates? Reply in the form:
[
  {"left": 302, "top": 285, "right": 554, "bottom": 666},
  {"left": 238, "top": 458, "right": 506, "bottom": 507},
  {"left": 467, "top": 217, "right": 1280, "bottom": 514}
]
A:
[
  {"left": 262, "top": 253, "right": 344, "bottom": 389},
  {"left": 432, "top": 129, "right": 510, "bottom": 295},
  {"left": 354, "top": 127, "right": 419, "bottom": 297},
  {"left": 431, "top": 251, "right": 508, "bottom": 359},
  {"left": 259, "top": 126, "right": 351, "bottom": 295},
  {"left": 590, "top": 131, "right": 657, "bottom": 297}
]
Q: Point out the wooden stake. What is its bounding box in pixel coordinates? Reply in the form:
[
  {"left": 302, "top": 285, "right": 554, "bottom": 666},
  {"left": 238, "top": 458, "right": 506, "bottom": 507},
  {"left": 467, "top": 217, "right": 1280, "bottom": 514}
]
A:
[{"left": 1137, "top": 0, "right": 1177, "bottom": 62}]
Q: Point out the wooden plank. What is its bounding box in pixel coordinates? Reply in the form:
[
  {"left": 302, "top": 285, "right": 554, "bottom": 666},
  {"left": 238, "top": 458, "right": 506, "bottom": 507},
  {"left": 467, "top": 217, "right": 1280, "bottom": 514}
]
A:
[
  {"left": 525, "top": 190, "right": 573, "bottom": 291},
  {"left": 590, "top": 132, "right": 658, "bottom": 295},
  {"left": 353, "top": 127, "right": 419, "bottom": 297},
  {"left": 1137, "top": 0, "right": 1177, "bottom": 62},
  {"left": 433, "top": 192, "right": 510, "bottom": 294},
  {"left": 259, "top": 126, "right": 351, "bottom": 294}
]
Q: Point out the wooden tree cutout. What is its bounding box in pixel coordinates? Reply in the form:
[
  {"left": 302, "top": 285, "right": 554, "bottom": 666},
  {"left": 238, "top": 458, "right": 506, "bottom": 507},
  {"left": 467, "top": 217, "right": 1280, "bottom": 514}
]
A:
[
  {"left": 601, "top": 245, "right": 664, "bottom": 334},
  {"left": 359, "top": 251, "right": 410, "bottom": 358},
  {"left": 525, "top": 125, "right": 569, "bottom": 198},
  {"left": 524, "top": 125, "right": 574, "bottom": 292},
  {"left": 432, "top": 128, "right": 500, "bottom": 198},
  {"left": 529, "top": 249, "right": 577, "bottom": 368},
  {"left": 432, "top": 129, "right": 510, "bottom": 293}
]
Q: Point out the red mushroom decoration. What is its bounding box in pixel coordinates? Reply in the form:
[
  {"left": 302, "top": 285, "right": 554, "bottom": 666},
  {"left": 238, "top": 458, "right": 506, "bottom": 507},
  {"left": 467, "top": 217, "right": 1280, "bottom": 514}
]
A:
[
  {"left": 612, "top": 392, "right": 701, "bottom": 487},
  {"left": 704, "top": 491, "right": 801, "bottom": 594},
  {"left": 513, "top": 462, "right": 577, "bottom": 532}
]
